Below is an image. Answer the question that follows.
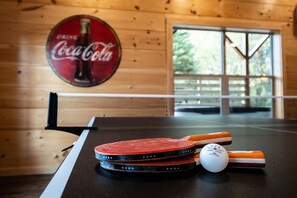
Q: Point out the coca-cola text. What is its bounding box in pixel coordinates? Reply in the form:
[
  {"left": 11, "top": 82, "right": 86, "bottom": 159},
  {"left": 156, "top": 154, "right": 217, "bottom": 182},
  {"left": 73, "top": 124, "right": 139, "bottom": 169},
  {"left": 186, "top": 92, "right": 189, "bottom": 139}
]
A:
[{"left": 51, "top": 41, "right": 115, "bottom": 62}]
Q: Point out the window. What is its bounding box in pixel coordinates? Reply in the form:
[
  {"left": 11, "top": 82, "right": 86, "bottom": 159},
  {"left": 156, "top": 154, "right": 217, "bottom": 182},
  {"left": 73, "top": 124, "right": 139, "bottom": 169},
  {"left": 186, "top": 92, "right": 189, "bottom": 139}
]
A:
[
  {"left": 173, "top": 28, "right": 274, "bottom": 116},
  {"left": 173, "top": 29, "right": 221, "bottom": 75}
]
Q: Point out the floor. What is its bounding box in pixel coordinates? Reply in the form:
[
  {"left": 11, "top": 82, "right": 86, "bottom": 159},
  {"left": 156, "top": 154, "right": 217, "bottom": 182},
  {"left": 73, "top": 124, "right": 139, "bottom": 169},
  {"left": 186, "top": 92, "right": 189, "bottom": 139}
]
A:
[{"left": 0, "top": 174, "right": 53, "bottom": 198}]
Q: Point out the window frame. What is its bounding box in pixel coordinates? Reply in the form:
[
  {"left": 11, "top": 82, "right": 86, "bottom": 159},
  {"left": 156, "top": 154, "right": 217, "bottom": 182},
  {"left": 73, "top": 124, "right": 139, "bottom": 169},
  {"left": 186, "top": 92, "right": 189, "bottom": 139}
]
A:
[{"left": 172, "top": 26, "right": 277, "bottom": 116}]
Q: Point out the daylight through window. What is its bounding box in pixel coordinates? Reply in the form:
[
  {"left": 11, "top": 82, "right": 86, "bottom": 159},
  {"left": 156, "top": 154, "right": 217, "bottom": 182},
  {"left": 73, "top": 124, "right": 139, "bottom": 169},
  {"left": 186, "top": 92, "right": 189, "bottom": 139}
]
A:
[{"left": 173, "top": 28, "right": 274, "bottom": 117}]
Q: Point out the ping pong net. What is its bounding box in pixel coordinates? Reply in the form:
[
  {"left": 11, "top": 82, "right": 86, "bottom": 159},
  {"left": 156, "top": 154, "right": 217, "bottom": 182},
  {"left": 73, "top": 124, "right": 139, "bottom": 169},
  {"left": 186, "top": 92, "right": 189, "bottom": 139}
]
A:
[{"left": 44, "top": 92, "right": 297, "bottom": 136}]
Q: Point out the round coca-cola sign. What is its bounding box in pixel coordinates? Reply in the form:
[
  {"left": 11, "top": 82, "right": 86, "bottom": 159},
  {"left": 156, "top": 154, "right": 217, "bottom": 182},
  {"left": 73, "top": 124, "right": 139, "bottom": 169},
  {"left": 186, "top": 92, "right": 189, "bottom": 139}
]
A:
[{"left": 46, "top": 15, "right": 122, "bottom": 87}]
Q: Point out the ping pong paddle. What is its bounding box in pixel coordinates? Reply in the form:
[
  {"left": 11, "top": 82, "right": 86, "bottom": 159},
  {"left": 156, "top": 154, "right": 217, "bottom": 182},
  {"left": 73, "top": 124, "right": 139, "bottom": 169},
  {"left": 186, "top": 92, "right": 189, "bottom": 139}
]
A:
[
  {"left": 95, "top": 132, "right": 232, "bottom": 162},
  {"left": 99, "top": 151, "right": 265, "bottom": 173}
]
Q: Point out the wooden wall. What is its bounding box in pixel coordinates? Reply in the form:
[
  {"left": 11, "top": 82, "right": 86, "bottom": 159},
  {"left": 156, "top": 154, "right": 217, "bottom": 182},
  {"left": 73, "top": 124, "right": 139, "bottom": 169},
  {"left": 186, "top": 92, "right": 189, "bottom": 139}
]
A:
[{"left": 0, "top": 0, "right": 296, "bottom": 176}]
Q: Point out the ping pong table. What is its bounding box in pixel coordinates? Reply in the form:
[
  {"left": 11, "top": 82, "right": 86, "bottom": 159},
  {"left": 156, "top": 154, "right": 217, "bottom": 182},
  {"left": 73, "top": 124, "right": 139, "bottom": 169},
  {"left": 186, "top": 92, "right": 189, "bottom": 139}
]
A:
[{"left": 41, "top": 116, "right": 297, "bottom": 198}]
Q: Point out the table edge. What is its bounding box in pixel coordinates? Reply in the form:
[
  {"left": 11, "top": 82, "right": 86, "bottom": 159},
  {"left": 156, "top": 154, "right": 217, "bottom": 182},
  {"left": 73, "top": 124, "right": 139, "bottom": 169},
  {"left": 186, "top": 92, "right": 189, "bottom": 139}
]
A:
[{"left": 40, "top": 117, "right": 96, "bottom": 198}]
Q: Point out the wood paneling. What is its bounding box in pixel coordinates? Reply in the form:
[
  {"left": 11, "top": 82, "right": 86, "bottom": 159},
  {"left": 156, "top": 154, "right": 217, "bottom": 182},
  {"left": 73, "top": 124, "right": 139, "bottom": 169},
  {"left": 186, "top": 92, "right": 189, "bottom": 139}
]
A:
[
  {"left": 0, "top": 2, "right": 165, "bottom": 31},
  {"left": 0, "top": 22, "right": 165, "bottom": 50},
  {"left": 0, "top": 52, "right": 167, "bottom": 84},
  {"left": 117, "top": 29, "right": 166, "bottom": 51},
  {"left": 0, "top": 0, "right": 296, "bottom": 176},
  {"left": 0, "top": 129, "right": 76, "bottom": 175},
  {"left": 4, "top": 0, "right": 293, "bottom": 22},
  {"left": 283, "top": 23, "right": 297, "bottom": 99}
]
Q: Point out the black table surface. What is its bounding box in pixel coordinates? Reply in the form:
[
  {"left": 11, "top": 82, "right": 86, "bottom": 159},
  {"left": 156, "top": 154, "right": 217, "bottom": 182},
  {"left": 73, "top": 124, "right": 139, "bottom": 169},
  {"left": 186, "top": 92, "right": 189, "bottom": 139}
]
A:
[{"left": 50, "top": 116, "right": 297, "bottom": 197}]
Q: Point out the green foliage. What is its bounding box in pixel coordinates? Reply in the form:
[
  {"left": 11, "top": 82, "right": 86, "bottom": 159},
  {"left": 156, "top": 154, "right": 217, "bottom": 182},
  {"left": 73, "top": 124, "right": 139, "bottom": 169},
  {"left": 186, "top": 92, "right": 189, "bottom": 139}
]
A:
[
  {"left": 173, "top": 30, "right": 221, "bottom": 74},
  {"left": 173, "top": 30, "right": 198, "bottom": 74}
]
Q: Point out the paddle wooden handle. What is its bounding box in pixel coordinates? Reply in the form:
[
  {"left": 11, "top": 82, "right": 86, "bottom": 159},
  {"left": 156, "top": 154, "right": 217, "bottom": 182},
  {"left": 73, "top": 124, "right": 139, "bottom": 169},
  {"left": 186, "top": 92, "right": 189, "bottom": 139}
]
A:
[
  {"left": 181, "top": 132, "right": 232, "bottom": 147},
  {"left": 195, "top": 151, "right": 265, "bottom": 168}
]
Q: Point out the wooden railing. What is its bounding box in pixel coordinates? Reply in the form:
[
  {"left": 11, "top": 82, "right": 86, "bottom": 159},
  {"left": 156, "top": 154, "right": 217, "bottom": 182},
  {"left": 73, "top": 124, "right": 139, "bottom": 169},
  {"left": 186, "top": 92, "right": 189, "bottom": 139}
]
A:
[{"left": 174, "top": 74, "right": 247, "bottom": 107}]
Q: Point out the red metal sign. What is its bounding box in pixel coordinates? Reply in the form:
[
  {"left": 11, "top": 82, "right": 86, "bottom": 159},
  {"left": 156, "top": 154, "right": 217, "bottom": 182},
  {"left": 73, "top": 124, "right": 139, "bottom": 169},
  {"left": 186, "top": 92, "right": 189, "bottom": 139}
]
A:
[{"left": 46, "top": 15, "right": 122, "bottom": 87}]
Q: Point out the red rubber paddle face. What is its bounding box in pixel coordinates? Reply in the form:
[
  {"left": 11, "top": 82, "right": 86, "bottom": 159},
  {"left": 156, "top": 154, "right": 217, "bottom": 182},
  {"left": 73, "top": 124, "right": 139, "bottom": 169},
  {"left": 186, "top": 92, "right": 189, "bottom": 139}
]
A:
[{"left": 94, "top": 138, "right": 196, "bottom": 162}]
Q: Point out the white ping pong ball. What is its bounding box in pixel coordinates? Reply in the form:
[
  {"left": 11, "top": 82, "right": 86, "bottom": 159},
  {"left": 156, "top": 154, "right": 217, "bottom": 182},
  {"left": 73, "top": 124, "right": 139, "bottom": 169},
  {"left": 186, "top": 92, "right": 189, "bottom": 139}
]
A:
[{"left": 200, "top": 143, "right": 229, "bottom": 173}]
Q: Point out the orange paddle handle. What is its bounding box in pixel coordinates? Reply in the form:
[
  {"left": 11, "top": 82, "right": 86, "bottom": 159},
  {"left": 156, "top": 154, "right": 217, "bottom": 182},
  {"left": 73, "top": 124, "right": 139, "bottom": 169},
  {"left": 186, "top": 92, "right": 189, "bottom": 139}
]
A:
[
  {"left": 195, "top": 151, "right": 266, "bottom": 168},
  {"left": 227, "top": 151, "right": 265, "bottom": 159},
  {"left": 181, "top": 132, "right": 232, "bottom": 146}
]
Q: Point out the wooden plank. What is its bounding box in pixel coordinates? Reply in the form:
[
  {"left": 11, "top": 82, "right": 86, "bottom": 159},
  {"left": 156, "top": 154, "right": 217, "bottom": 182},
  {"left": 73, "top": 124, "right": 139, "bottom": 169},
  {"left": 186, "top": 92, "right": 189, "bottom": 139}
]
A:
[
  {"left": 0, "top": 86, "right": 48, "bottom": 108},
  {"left": 0, "top": 150, "right": 70, "bottom": 175},
  {"left": 0, "top": 63, "right": 167, "bottom": 87},
  {"left": 0, "top": 48, "right": 168, "bottom": 93},
  {"left": 115, "top": 69, "right": 167, "bottom": 88},
  {"left": 169, "top": 0, "right": 293, "bottom": 22},
  {"left": 224, "top": 1, "right": 292, "bottom": 22},
  {"left": 286, "top": 73, "right": 297, "bottom": 90},
  {"left": 56, "top": 108, "right": 168, "bottom": 126},
  {"left": 121, "top": 49, "right": 166, "bottom": 69},
  {"left": 58, "top": 108, "right": 168, "bottom": 123},
  {"left": 0, "top": 81, "right": 169, "bottom": 99},
  {"left": 287, "top": 55, "right": 297, "bottom": 73},
  {"left": 0, "top": 45, "right": 166, "bottom": 67},
  {"left": 282, "top": 22, "right": 297, "bottom": 40},
  {"left": 2, "top": 0, "right": 175, "bottom": 13},
  {"left": 0, "top": 22, "right": 166, "bottom": 51},
  {"left": 0, "top": 2, "right": 165, "bottom": 31},
  {"left": 0, "top": 1, "right": 293, "bottom": 30},
  {"left": 224, "top": 0, "right": 295, "bottom": 6},
  {"left": 167, "top": 14, "right": 287, "bottom": 31},
  {"left": 117, "top": 29, "right": 166, "bottom": 50},
  {"left": 0, "top": 65, "right": 64, "bottom": 86},
  {"left": 285, "top": 106, "right": 297, "bottom": 119},
  {"left": 285, "top": 99, "right": 297, "bottom": 107},
  {"left": 0, "top": 108, "right": 48, "bottom": 130},
  {"left": 0, "top": 44, "right": 48, "bottom": 66},
  {"left": 0, "top": 106, "right": 169, "bottom": 130},
  {"left": 56, "top": 97, "right": 167, "bottom": 109},
  {"left": 286, "top": 90, "right": 297, "bottom": 95},
  {"left": 0, "top": 129, "right": 77, "bottom": 152},
  {"left": 0, "top": 39, "right": 166, "bottom": 68},
  {"left": 285, "top": 40, "right": 297, "bottom": 55},
  {"left": 0, "top": 85, "right": 169, "bottom": 108},
  {"left": 0, "top": 129, "right": 77, "bottom": 175},
  {"left": 6, "top": 0, "right": 295, "bottom": 18},
  {"left": 0, "top": 22, "right": 50, "bottom": 46}
]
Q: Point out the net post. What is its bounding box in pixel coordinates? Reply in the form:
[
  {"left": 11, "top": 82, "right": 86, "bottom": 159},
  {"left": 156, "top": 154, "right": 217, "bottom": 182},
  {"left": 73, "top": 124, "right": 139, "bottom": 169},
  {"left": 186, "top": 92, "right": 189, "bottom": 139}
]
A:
[
  {"left": 44, "top": 92, "right": 97, "bottom": 136},
  {"left": 47, "top": 92, "right": 58, "bottom": 127}
]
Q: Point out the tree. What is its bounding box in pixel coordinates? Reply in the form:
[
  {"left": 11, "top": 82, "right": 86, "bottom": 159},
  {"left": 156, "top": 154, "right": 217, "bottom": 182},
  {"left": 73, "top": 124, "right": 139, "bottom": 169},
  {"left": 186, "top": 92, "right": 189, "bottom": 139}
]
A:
[{"left": 173, "top": 30, "right": 198, "bottom": 74}]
